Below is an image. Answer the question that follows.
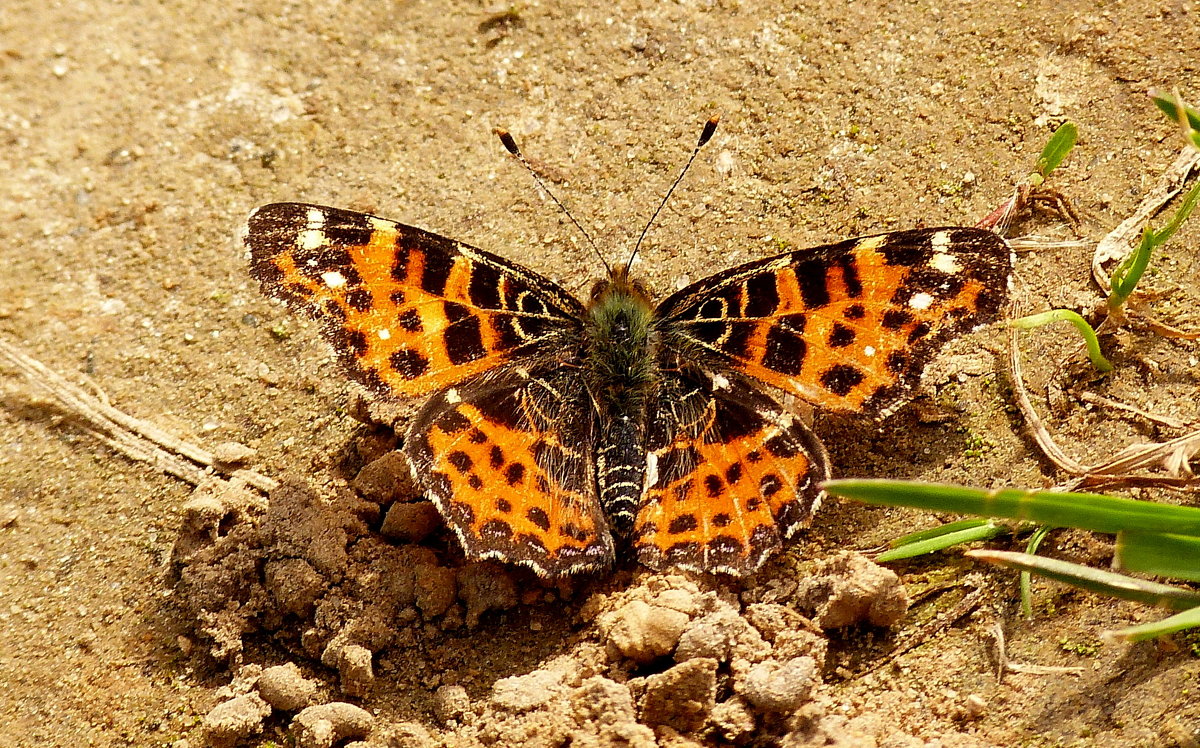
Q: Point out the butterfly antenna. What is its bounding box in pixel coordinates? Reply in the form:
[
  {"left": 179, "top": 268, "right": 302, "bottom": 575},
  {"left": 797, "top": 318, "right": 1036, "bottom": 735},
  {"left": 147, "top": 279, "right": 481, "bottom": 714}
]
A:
[
  {"left": 625, "top": 115, "right": 720, "bottom": 275},
  {"left": 495, "top": 129, "right": 609, "bottom": 273}
]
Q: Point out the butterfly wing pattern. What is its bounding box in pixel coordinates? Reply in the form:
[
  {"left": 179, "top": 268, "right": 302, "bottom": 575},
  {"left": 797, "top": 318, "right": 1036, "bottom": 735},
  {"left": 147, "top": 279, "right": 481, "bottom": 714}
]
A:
[
  {"left": 656, "top": 228, "right": 1012, "bottom": 417},
  {"left": 247, "top": 200, "right": 1012, "bottom": 578},
  {"left": 247, "top": 203, "right": 614, "bottom": 575}
]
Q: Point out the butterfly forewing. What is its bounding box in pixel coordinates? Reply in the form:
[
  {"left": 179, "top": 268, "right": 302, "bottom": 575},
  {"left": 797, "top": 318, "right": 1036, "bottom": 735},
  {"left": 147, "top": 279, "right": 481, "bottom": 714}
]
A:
[
  {"left": 657, "top": 227, "right": 1012, "bottom": 416},
  {"left": 246, "top": 203, "right": 585, "bottom": 398}
]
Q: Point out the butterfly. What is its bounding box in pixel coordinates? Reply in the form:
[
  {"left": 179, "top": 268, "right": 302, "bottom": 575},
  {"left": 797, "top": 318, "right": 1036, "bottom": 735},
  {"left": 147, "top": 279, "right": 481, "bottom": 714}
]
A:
[{"left": 245, "top": 124, "right": 1012, "bottom": 578}]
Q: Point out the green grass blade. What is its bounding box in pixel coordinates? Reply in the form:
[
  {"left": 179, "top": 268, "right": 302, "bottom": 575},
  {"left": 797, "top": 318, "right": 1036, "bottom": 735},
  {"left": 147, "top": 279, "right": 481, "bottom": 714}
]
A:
[
  {"left": 1151, "top": 91, "right": 1200, "bottom": 148},
  {"left": 1149, "top": 174, "right": 1200, "bottom": 246},
  {"left": 1109, "top": 171, "right": 1200, "bottom": 307},
  {"left": 1108, "top": 606, "right": 1200, "bottom": 641},
  {"left": 877, "top": 521, "right": 1007, "bottom": 562},
  {"left": 889, "top": 517, "right": 997, "bottom": 546},
  {"left": 823, "top": 480, "right": 1200, "bottom": 536},
  {"left": 1035, "top": 122, "right": 1078, "bottom": 178},
  {"left": 1108, "top": 226, "right": 1155, "bottom": 306},
  {"left": 1010, "top": 310, "right": 1113, "bottom": 372},
  {"left": 1116, "top": 531, "right": 1200, "bottom": 582},
  {"left": 1021, "top": 525, "right": 1052, "bottom": 619},
  {"left": 967, "top": 550, "right": 1200, "bottom": 611}
]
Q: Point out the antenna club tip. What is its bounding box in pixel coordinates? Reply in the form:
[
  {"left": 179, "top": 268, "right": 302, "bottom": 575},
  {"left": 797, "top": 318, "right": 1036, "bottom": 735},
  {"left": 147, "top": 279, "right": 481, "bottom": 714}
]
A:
[
  {"left": 699, "top": 116, "right": 720, "bottom": 147},
  {"left": 495, "top": 128, "right": 520, "bottom": 155}
]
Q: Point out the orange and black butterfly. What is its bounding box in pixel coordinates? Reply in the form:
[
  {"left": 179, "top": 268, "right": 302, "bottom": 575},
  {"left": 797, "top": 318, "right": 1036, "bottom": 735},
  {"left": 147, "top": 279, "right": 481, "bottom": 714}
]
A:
[{"left": 245, "top": 121, "right": 1011, "bottom": 577}]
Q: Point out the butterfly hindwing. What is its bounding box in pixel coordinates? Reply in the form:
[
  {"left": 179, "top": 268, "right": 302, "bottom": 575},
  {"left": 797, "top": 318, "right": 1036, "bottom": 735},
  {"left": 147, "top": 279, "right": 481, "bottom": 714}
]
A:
[
  {"left": 246, "top": 202, "right": 585, "bottom": 398},
  {"left": 657, "top": 227, "right": 1011, "bottom": 416},
  {"left": 633, "top": 371, "right": 831, "bottom": 575},
  {"left": 405, "top": 368, "right": 614, "bottom": 576}
]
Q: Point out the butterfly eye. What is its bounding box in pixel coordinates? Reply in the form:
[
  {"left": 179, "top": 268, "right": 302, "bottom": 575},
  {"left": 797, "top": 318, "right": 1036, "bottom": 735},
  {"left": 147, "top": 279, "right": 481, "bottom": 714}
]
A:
[{"left": 588, "top": 279, "right": 610, "bottom": 303}]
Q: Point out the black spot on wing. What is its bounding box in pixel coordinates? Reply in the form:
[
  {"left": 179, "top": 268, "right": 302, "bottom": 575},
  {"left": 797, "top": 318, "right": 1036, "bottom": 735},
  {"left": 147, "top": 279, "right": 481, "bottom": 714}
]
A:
[
  {"left": 345, "top": 288, "right": 373, "bottom": 312},
  {"left": 468, "top": 262, "right": 504, "bottom": 309},
  {"left": 837, "top": 252, "right": 863, "bottom": 297},
  {"left": 763, "top": 324, "right": 807, "bottom": 375},
  {"left": 420, "top": 250, "right": 455, "bottom": 296},
  {"left": 443, "top": 304, "right": 487, "bottom": 365},
  {"left": 668, "top": 513, "right": 699, "bottom": 534},
  {"left": 828, "top": 323, "right": 856, "bottom": 348},
  {"left": 820, "top": 364, "right": 865, "bottom": 396},
  {"left": 390, "top": 349, "right": 430, "bottom": 379},
  {"left": 743, "top": 273, "right": 780, "bottom": 317},
  {"left": 882, "top": 309, "right": 913, "bottom": 330},
  {"left": 397, "top": 308, "right": 423, "bottom": 332},
  {"left": 795, "top": 257, "right": 831, "bottom": 309}
]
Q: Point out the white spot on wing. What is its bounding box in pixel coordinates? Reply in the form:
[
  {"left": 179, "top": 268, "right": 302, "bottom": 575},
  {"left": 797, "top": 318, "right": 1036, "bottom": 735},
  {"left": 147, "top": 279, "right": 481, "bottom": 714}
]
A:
[
  {"left": 909, "top": 292, "right": 935, "bottom": 310},
  {"left": 929, "top": 252, "right": 962, "bottom": 274},
  {"left": 854, "top": 235, "right": 887, "bottom": 252},
  {"left": 645, "top": 451, "right": 660, "bottom": 489},
  {"left": 864, "top": 345, "right": 876, "bottom": 357},
  {"left": 445, "top": 388, "right": 461, "bottom": 404},
  {"left": 930, "top": 230, "right": 951, "bottom": 252},
  {"left": 378, "top": 328, "right": 391, "bottom": 340},
  {"left": 710, "top": 372, "right": 731, "bottom": 390},
  {"left": 305, "top": 207, "right": 325, "bottom": 227},
  {"left": 321, "top": 270, "right": 347, "bottom": 288},
  {"left": 299, "top": 229, "right": 325, "bottom": 251}
]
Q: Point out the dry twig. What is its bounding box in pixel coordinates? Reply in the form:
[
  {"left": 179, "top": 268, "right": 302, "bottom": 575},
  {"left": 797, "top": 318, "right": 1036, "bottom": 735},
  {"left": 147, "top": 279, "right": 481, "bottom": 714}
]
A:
[{"left": 0, "top": 338, "right": 277, "bottom": 493}]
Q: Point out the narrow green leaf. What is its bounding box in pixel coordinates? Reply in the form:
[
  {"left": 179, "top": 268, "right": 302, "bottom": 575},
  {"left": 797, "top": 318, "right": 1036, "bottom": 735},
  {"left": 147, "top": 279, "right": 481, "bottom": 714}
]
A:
[
  {"left": 822, "top": 480, "right": 1200, "bottom": 537},
  {"left": 1108, "top": 226, "right": 1154, "bottom": 305},
  {"left": 1110, "top": 172, "right": 1200, "bottom": 308},
  {"left": 1116, "top": 531, "right": 1200, "bottom": 582},
  {"left": 1108, "top": 606, "right": 1200, "bottom": 641},
  {"left": 1035, "top": 122, "right": 1078, "bottom": 178},
  {"left": 967, "top": 550, "right": 1200, "bottom": 611},
  {"left": 877, "top": 521, "right": 1007, "bottom": 562},
  {"left": 889, "top": 517, "right": 996, "bottom": 547},
  {"left": 1151, "top": 92, "right": 1200, "bottom": 135},
  {"left": 1010, "top": 309, "right": 1113, "bottom": 372},
  {"left": 1149, "top": 174, "right": 1200, "bottom": 246},
  {"left": 1021, "top": 525, "right": 1053, "bottom": 619}
]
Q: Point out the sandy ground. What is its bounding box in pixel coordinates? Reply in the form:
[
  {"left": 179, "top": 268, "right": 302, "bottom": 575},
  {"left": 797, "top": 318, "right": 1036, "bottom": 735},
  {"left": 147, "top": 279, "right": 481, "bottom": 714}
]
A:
[{"left": 2, "top": 0, "right": 1199, "bottom": 745}]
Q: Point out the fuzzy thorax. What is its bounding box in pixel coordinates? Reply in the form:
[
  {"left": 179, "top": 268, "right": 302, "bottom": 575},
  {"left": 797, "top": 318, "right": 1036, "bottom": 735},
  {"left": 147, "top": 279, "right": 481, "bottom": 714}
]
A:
[{"left": 583, "top": 268, "right": 659, "bottom": 414}]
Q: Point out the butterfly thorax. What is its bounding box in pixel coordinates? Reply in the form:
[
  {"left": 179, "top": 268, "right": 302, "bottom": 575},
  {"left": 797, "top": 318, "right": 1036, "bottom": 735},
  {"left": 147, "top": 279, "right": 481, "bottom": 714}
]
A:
[
  {"left": 583, "top": 267, "right": 659, "bottom": 537},
  {"left": 583, "top": 267, "right": 660, "bottom": 415}
]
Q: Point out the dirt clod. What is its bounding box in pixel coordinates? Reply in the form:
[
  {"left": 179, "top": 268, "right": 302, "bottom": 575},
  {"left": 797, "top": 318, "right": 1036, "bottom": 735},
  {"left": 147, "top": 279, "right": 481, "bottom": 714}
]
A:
[
  {"left": 352, "top": 451, "right": 414, "bottom": 503},
  {"left": 264, "top": 558, "right": 325, "bottom": 617},
  {"left": 291, "top": 702, "right": 374, "bottom": 748},
  {"left": 456, "top": 561, "right": 518, "bottom": 626},
  {"left": 491, "top": 668, "right": 567, "bottom": 713},
  {"left": 433, "top": 684, "right": 471, "bottom": 726},
  {"left": 257, "top": 663, "right": 318, "bottom": 712},
  {"left": 415, "top": 563, "right": 457, "bottom": 618},
  {"left": 639, "top": 657, "right": 718, "bottom": 732},
  {"left": 737, "top": 657, "right": 818, "bottom": 714},
  {"left": 201, "top": 693, "right": 271, "bottom": 747},
  {"left": 794, "top": 552, "right": 909, "bottom": 628},
  {"left": 600, "top": 599, "right": 691, "bottom": 663},
  {"left": 380, "top": 501, "right": 441, "bottom": 542}
]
